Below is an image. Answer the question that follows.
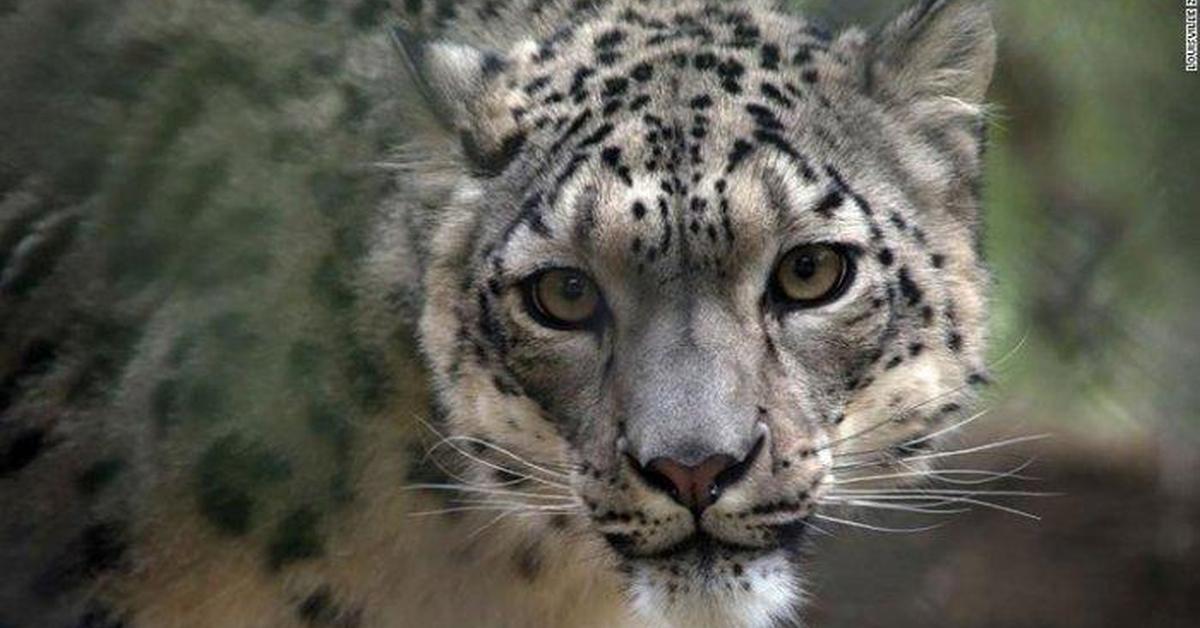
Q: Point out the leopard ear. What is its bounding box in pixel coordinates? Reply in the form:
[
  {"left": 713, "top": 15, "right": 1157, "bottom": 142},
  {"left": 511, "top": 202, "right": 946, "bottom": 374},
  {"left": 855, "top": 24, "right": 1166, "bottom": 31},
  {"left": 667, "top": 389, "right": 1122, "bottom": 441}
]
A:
[
  {"left": 391, "top": 28, "right": 527, "bottom": 176},
  {"left": 390, "top": 27, "right": 505, "bottom": 128},
  {"left": 867, "top": 0, "right": 996, "bottom": 109}
]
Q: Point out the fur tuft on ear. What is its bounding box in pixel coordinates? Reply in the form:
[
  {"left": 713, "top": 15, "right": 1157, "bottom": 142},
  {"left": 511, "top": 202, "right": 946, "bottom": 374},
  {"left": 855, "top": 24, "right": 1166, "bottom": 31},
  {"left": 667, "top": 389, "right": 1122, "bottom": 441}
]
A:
[
  {"left": 390, "top": 27, "right": 525, "bottom": 176},
  {"left": 868, "top": 0, "right": 996, "bottom": 110}
]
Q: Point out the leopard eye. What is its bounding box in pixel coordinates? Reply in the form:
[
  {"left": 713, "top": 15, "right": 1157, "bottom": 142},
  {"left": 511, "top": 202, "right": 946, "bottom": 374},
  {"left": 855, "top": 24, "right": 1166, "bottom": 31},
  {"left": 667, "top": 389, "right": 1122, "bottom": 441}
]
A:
[
  {"left": 525, "top": 268, "right": 603, "bottom": 330},
  {"left": 771, "top": 244, "right": 854, "bottom": 308}
]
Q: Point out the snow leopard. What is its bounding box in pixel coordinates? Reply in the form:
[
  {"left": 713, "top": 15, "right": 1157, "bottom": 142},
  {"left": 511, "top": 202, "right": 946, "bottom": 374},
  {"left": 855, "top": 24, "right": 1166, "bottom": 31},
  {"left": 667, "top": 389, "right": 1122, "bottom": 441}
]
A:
[{"left": 0, "top": 0, "right": 996, "bottom": 626}]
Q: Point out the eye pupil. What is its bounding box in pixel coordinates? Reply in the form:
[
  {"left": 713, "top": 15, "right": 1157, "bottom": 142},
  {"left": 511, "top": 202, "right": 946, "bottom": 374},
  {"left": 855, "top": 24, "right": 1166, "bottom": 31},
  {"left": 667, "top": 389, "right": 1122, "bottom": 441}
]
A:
[
  {"left": 792, "top": 254, "right": 818, "bottom": 280},
  {"left": 561, "top": 275, "right": 586, "bottom": 301}
]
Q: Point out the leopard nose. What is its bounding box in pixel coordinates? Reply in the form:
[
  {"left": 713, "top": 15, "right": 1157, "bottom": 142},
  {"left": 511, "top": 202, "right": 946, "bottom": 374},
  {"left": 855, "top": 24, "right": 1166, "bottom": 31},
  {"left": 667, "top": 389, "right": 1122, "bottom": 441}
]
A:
[
  {"left": 635, "top": 437, "right": 764, "bottom": 513},
  {"left": 645, "top": 455, "right": 733, "bottom": 512}
]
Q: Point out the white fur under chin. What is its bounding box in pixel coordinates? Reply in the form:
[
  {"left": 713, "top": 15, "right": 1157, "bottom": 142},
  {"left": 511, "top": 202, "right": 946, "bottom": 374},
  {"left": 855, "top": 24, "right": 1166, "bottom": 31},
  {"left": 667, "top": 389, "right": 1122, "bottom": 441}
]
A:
[{"left": 629, "top": 552, "right": 802, "bottom": 628}]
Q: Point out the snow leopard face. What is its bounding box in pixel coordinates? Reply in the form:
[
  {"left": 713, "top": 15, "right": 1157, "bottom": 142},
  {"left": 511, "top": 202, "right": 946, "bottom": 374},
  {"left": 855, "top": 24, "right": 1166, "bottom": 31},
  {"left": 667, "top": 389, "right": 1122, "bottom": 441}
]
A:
[{"left": 382, "top": 1, "right": 995, "bottom": 624}]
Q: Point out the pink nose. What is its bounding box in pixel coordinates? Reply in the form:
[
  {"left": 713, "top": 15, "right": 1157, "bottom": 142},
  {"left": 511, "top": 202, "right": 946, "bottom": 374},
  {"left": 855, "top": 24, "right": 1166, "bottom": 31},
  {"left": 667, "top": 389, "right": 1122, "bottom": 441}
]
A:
[{"left": 646, "top": 455, "right": 736, "bottom": 512}]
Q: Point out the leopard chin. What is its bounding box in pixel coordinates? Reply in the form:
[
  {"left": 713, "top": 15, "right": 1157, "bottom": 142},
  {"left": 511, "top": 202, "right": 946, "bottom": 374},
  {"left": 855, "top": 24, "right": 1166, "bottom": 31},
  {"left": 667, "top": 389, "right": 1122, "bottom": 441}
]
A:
[{"left": 629, "top": 549, "right": 802, "bottom": 628}]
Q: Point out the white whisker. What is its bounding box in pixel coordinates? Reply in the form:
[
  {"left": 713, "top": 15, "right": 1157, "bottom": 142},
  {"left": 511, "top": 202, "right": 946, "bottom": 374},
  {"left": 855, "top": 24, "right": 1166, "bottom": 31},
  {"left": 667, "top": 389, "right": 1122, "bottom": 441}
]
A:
[
  {"left": 900, "top": 434, "right": 1052, "bottom": 464},
  {"left": 833, "top": 460, "right": 1037, "bottom": 486},
  {"left": 824, "top": 493, "right": 1048, "bottom": 520},
  {"left": 415, "top": 416, "right": 571, "bottom": 491},
  {"left": 813, "top": 513, "right": 943, "bottom": 534},
  {"left": 467, "top": 510, "right": 516, "bottom": 540},
  {"left": 900, "top": 407, "right": 992, "bottom": 449},
  {"left": 438, "top": 435, "right": 573, "bottom": 479},
  {"left": 402, "top": 483, "right": 576, "bottom": 503},
  {"left": 834, "top": 499, "right": 971, "bottom": 515},
  {"left": 827, "top": 488, "right": 1055, "bottom": 497}
]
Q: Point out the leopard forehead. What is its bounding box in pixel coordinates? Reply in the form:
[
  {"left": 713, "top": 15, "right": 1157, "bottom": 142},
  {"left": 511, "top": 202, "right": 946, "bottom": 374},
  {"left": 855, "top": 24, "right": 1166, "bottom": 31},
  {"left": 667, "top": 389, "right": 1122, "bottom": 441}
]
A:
[{"left": 458, "top": 4, "right": 972, "bottom": 289}]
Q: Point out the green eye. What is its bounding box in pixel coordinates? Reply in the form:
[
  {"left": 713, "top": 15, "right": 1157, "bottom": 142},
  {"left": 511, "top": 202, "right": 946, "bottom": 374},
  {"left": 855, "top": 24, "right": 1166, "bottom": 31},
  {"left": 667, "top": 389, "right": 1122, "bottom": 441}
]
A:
[
  {"left": 525, "top": 268, "right": 603, "bottom": 329},
  {"left": 772, "top": 244, "right": 854, "bottom": 307}
]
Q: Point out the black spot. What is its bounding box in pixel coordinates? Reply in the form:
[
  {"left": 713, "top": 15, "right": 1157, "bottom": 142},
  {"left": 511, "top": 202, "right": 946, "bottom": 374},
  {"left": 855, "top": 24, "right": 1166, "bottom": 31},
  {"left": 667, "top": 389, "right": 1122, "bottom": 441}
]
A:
[
  {"left": 693, "top": 52, "right": 717, "bottom": 70},
  {"left": 754, "top": 130, "right": 815, "bottom": 180},
  {"left": 726, "top": 138, "right": 754, "bottom": 173},
  {"left": 716, "top": 58, "right": 745, "bottom": 94},
  {"left": 596, "top": 51, "right": 621, "bottom": 66},
  {"left": 812, "top": 190, "right": 843, "bottom": 217},
  {"left": 760, "top": 82, "right": 794, "bottom": 108},
  {"left": 966, "top": 373, "right": 990, "bottom": 386},
  {"left": 297, "top": 584, "right": 362, "bottom": 626},
  {"left": 802, "top": 68, "right": 818, "bottom": 83},
  {"left": 268, "top": 506, "right": 324, "bottom": 570},
  {"left": 760, "top": 43, "right": 780, "bottom": 69},
  {"left": 731, "top": 22, "right": 761, "bottom": 47},
  {"left": 885, "top": 356, "right": 903, "bottom": 370},
  {"left": 594, "top": 29, "right": 625, "bottom": 49},
  {"left": 515, "top": 544, "right": 542, "bottom": 581},
  {"left": 601, "top": 76, "right": 629, "bottom": 98},
  {"left": 601, "top": 146, "right": 622, "bottom": 167},
  {"left": 631, "top": 201, "right": 648, "bottom": 220},
  {"left": 578, "top": 123, "right": 614, "bottom": 148},
  {"left": 603, "top": 533, "right": 635, "bottom": 554},
  {"left": 195, "top": 435, "right": 291, "bottom": 536},
  {"left": 628, "top": 93, "right": 651, "bottom": 111},
  {"left": 81, "top": 522, "right": 127, "bottom": 575},
  {"left": 898, "top": 267, "right": 923, "bottom": 306},
  {"left": 947, "top": 332, "right": 964, "bottom": 352},
  {"left": 551, "top": 110, "right": 594, "bottom": 154},
  {"left": 76, "top": 458, "right": 126, "bottom": 496},
  {"left": 877, "top": 248, "right": 894, "bottom": 266},
  {"left": 523, "top": 75, "right": 551, "bottom": 93},
  {"left": 0, "top": 338, "right": 60, "bottom": 414},
  {"left": 931, "top": 254, "right": 946, "bottom": 269},
  {"left": 630, "top": 62, "right": 653, "bottom": 82},
  {"left": 36, "top": 520, "right": 131, "bottom": 597},
  {"left": 908, "top": 342, "right": 925, "bottom": 357},
  {"left": 298, "top": 586, "right": 335, "bottom": 623},
  {"left": 568, "top": 65, "right": 596, "bottom": 100},
  {"left": 745, "top": 103, "right": 783, "bottom": 131},
  {"left": 0, "top": 428, "right": 49, "bottom": 477}
]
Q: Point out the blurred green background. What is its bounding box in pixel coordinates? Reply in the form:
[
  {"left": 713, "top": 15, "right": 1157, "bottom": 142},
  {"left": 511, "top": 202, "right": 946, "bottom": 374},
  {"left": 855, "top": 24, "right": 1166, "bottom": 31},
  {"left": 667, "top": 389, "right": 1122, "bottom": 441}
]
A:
[
  {"left": 803, "top": 1, "right": 1200, "bottom": 626},
  {"left": 2, "top": 0, "right": 1198, "bottom": 626}
]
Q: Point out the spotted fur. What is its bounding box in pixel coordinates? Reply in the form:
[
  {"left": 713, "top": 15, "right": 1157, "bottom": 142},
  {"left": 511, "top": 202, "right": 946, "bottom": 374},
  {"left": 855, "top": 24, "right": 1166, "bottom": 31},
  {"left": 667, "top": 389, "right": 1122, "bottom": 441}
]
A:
[{"left": 1, "top": 0, "right": 995, "bottom": 626}]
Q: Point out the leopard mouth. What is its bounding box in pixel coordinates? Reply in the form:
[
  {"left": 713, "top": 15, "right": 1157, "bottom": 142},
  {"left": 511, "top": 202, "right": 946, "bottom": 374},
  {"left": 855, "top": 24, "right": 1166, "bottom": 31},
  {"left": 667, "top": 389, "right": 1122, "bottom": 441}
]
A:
[{"left": 607, "top": 518, "right": 813, "bottom": 565}]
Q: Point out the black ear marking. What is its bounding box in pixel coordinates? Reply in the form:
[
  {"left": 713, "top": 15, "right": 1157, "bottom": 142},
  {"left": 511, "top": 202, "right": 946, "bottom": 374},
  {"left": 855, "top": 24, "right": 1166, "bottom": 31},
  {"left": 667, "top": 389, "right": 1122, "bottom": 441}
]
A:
[{"left": 460, "top": 129, "right": 527, "bottom": 177}]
